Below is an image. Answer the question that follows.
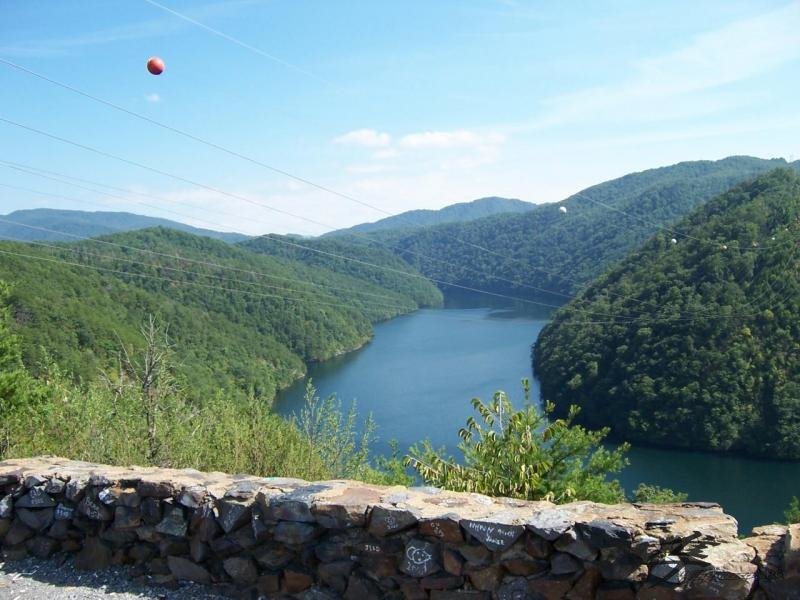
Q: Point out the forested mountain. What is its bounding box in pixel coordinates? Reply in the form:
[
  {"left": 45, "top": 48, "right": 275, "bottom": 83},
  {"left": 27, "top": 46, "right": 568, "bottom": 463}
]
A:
[
  {"left": 533, "top": 169, "right": 800, "bottom": 459},
  {"left": 0, "top": 227, "right": 440, "bottom": 402},
  {"left": 241, "top": 234, "right": 443, "bottom": 307},
  {"left": 0, "top": 208, "right": 249, "bottom": 243},
  {"left": 325, "top": 196, "right": 533, "bottom": 237},
  {"left": 365, "top": 157, "right": 796, "bottom": 299}
]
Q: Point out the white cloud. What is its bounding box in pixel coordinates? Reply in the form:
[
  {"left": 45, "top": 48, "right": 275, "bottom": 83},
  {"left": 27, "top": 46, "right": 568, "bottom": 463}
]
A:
[
  {"left": 333, "top": 129, "right": 391, "bottom": 147},
  {"left": 399, "top": 130, "right": 506, "bottom": 149},
  {"left": 144, "top": 93, "right": 161, "bottom": 103}
]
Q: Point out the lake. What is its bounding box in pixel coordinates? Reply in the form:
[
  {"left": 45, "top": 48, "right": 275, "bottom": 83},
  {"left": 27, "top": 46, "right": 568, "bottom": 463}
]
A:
[{"left": 275, "top": 294, "right": 799, "bottom": 534}]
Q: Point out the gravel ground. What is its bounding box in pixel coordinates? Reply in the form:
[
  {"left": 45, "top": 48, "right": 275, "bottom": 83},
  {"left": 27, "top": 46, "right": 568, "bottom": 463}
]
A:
[{"left": 0, "top": 556, "right": 230, "bottom": 600}]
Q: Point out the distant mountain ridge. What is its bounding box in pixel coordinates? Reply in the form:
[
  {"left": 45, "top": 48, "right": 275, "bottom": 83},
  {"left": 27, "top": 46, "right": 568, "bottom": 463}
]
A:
[
  {"left": 366, "top": 156, "right": 799, "bottom": 299},
  {"left": 325, "top": 196, "right": 534, "bottom": 237},
  {"left": 0, "top": 209, "right": 249, "bottom": 243}
]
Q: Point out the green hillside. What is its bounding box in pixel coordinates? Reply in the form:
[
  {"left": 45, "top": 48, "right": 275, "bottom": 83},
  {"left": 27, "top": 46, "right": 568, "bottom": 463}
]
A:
[
  {"left": 370, "top": 157, "right": 794, "bottom": 299},
  {"left": 0, "top": 227, "right": 439, "bottom": 402},
  {"left": 533, "top": 169, "right": 800, "bottom": 459},
  {"left": 325, "top": 196, "right": 534, "bottom": 237},
  {"left": 0, "top": 208, "right": 249, "bottom": 243},
  {"left": 241, "top": 234, "right": 444, "bottom": 308}
]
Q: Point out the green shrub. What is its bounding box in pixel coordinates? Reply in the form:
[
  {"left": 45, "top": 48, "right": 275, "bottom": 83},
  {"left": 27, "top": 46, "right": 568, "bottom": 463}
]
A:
[{"left": 405, "top": 379, "right": 629, "bottom": 503}]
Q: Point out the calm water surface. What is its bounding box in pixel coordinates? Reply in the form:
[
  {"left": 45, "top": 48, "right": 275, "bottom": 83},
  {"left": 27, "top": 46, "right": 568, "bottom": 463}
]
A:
[{"left": 276, "top": 295, "right": 799, "bottom": 533}]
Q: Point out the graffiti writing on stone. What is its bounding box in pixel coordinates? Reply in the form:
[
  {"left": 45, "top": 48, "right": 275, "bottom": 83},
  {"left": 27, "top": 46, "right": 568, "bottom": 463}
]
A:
[{"left": 462, "top": 520, "right": 523, "bottom": 550}]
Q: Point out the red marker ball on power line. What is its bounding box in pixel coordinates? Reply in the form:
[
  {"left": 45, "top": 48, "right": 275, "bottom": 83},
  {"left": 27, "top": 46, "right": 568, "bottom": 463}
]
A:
[{"left": 147, "top": 57, "right": 165, "bottom": 75}]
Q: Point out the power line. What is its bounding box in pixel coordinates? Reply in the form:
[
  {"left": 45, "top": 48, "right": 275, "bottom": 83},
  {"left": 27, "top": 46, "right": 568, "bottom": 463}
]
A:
[
  {"left": 0, "top": 209, "right": 404, "bottom": 304},
  {"left": 139, "top": 0, "right": 331, "bottom": 86},
  {"left": 0, "top": 245, "right": 415, "bottom": 314},
  {"left": 0, "top": 59, "right": 601, "bottom": 293},
  {"left": 0, "top": 229, "right": 418, "bottom": 311},
  {"left": 1, "top": 116, "right": 625, "bottom": 316}
]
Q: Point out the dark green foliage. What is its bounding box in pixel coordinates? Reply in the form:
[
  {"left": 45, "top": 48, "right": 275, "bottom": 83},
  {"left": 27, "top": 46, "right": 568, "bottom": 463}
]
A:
[
  {"left": 785, "top": 497, "right": 800, "bottom": 524},
  {"left": 241, "top": 234, "right": 443, "bottom": 308},
  {"left": 367, "top": 157, "right": 793, "bottom": 299},
  {"left": 0, "top": 282, "right": 42, "bottom": 424},
  {"left": 0, "top": 208, "right": 249, "bottom": 243},
  {"left": 0, "top": 227, "right": 439, "bottom": 403},
  {"left": 405, "top": 380, "right": 629, "bottom": 504},
  {"left": 326, "top": 196, "right": 534, "bottom": 237},
  {"left": 534, "top": 169, "right": 800, "bottom": 458},
  {"left": 632, "top": 484, "right": 688, "bottom": 504}
]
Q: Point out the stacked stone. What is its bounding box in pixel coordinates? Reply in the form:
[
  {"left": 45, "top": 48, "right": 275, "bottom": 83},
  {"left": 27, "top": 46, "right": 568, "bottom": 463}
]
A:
[{"left": 0, "top": 457, "right": 778, "bottom": 599}]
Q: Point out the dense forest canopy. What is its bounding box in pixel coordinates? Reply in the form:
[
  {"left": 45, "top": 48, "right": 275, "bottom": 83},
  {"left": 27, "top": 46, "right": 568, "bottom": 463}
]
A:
[
  {"left": 352, "top": 157, "right": 796, "bottom": 300},
  {"left": 533, "top": 169, "right": 800, "bottom": 459},
  {"left": 325, "top": 196, "right": 534, "bottom": 237},
  {"left": 0, "top": 227, "right": 440, "bottom": 402}
]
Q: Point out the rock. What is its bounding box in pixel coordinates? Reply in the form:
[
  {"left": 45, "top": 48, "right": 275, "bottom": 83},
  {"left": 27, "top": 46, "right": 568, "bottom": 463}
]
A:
[
  {"left": 443, "top": 547, "right": 464, "bottom": 575},
  {"left": 129, "top": 542, "right": 157, "bottom": 564},
  {"left": 786, "top": 523, "right": 800, "bottom": 578},
  {"left": 223, "top": 556, "right": 259, "bottom": 585},
  {"left": 137, "top": 480, "right": 175, "bottom": 498},
  {"left": 75, "top": 536, "right": 112, "bottom": 570},
  {"left": 430, "top": 592, "right": 490, "bottom": 600},
  {"left": 284, "top": 564, "right": 315, "bottom": 593},
  {"left": 526, "top": 509, "right": 572, "bottom": 541},
  {"left": 458, "top": 543, "right": 492, "bottom": 566},
  {"left": 461, "top": 519, "right": 524, "bottom": 551},
  {"left": 189, "top": 503, "right": 220, "bottom": 542},
  {"left": 318, "top": 560, "right": 354, "bottom": 593},
  {"left": 114, "top": 506, "right": 141, "bottom": 529},
  {"left": 25, "top": 535, "right": 59, "bottom": 558},
  {"left": 167, "top": 555, "right": 211, "bottom": 584},
  {"left": 16, "top": 507, "right": 54, "bottom": 531},
  {"left": 496, "top": 577, "right": 535, "bottom": 600},
  {"left": 650, "top": 555, "right": 686, "bottom": 584},
  {"left": 274, "top": 520, "right": 317, "bottom": 545},
  {"left": 527, "top": 575, "right": 574, "bottom": 600},
  {"left": 631, "top": 534, "right": 662, "bottom": 560},
  {"left": 0, "top": 494, "right": 13, "bottom": 518},
  {"left": 419, "top": 515, "right": 464, "bottom": 544},
  {"left": 420, "top": 574, "right": 464, "bottom": 590},
  {"left": 24, "top": 475, "right": 46, "bottom": 488},
  {"left": 635, "top": 583, "right": 683, "bottom": 600},
  {"left": 596, "top": 582, "right": 636, "bottom": 600},
  {"left": 566, "top": 566, "right": 602, "bottom": 599},
  {"left": 4, "top": 519, "right": 34, "bottom": 545},
  {"left": 599, "top": 547, "right": 649, "bottom": 582},
  {"left": 266, "top": 485, "right": 329, "bottom": 523},
  {"left": 466, "top": 564, "right": 502, "bottom": 591},
  {"left": 257, "top": 572, "right": 281, "bottom": 595},
  {"left": 368, "top": 505, "right": 418, "bottom": 536},
  {"left": 15, "top": 487, "right": 56, "bottom": 509},
  {"left": 554, "top": 528, "right": 597, "bottom": 560},
  {"left": 65, "top": 477, "right": 89, "bottom": 502},
  {"left": 344, "top": 573, "right": 382, "bottom": 600},
  {"left": 401, "top": 539, "right": 441, "bottom": 577},
  {"left": 525, "top": 534, "right": 551, "bottom": 559},
  {"left": 78, "top": 495, "right": 112, "bottom": 521},
  {"left": 98, "top": 486, "right": 121, "bottom": 505},
  {"left": 577, "top": 519, "right": 634, "bottom": 549},
  {"left": 217, "top": 497, "right": 253, "bottom": 533},
  {"left": 155, "top": 506, "right": 187, "bottom": 538},
  {"left": 140, "top": 496, "right": 162, "bottom": 524},
  {"left": 681, "top": 540, "right": 757, "bottom": 598},
  {"left": 550, "top": 551, "right": 583, "bottom": 576},
  {"left": 0, "top": 517, "right": 10, "bottom": 539},
  {"left": 45, "top": 479, "right": 66, "bottom": 495},
  {"left": 177, "top": 485, "right": 206, "bottom": 508},
  {"left": 315, "top": 539, "right": 351, "bottom": 562},
  {"left": 54, "top": 502, "right": 75, "bottom": 520}
]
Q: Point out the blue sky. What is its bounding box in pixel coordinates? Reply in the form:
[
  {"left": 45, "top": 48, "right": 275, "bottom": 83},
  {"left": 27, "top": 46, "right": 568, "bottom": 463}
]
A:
[{"left": 1, "top": 0, "right": 799, "bottom": 235}]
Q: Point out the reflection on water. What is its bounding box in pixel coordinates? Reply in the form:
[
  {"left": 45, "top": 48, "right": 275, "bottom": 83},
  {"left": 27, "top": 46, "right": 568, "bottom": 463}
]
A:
[{"left": 275, "top": 294, "right": 799, "bottom": 534}]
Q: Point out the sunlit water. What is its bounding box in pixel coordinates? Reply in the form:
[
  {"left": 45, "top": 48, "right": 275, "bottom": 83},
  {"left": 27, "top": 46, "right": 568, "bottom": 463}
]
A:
[{"left": 275, "top": 294, "right": 799, "bottom": 533}]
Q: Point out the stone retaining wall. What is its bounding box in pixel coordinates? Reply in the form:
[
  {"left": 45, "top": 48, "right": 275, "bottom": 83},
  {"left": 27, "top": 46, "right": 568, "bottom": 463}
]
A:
[{"left": 0, "top": 457, "right": 797, "bottom": 599}]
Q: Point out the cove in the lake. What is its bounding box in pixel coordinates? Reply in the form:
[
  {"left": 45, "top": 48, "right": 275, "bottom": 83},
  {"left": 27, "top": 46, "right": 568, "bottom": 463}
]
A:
[{"left": 275, "top": 293, "right": 799, "bottom": 534}]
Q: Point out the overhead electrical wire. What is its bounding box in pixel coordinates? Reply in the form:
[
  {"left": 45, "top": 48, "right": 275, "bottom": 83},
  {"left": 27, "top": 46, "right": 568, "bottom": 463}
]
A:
[
  {"left": 1, "top": 115, "right": 637, "bottom": 318},
  {"left": 1, "top": 60, "right": 796, "bottom": 322}
]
